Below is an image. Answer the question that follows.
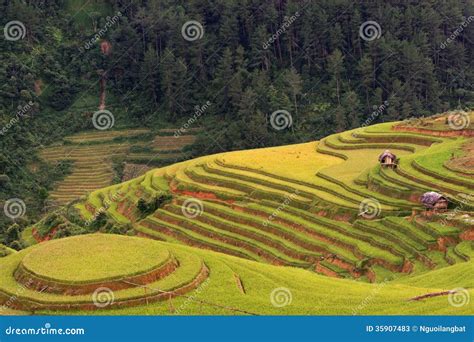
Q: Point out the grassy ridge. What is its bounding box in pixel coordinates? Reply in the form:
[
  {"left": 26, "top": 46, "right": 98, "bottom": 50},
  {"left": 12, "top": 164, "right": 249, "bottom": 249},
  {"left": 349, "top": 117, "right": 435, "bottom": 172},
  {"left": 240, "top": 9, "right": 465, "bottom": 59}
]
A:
[
  {"left": 16, "top": 113, "right": 472, "bottom": 315},
  {"left": 0, "top": 235, "right": 472, "bottom": 315}
]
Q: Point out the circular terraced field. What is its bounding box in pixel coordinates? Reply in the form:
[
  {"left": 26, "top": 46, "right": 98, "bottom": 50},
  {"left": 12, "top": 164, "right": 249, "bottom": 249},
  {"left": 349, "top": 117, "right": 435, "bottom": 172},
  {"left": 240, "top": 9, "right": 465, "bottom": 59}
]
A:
[
  {"left": 0, "top": 234, "right": 209, "bottom": 311},
  {"left": 20, "top": 235, "right": 171, "bottom": 283}
]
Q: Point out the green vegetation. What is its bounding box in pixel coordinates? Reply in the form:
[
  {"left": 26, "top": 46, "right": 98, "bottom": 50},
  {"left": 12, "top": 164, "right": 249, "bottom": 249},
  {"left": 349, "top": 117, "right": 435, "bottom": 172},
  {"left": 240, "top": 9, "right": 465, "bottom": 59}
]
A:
[
  {"left": 0, "top": 0, "right": 473, "bottom": 316},
  {"left": 0, "top": 234, "right": 472, "bottom": 315},
  {"left": 0, "top": 113, "right": 472, "bottom": 315},
  {"left": 21, "top": 234, "right": 170, "bottom": 283},
  {"left": 2, "top": 0, "right": 474, "bottom": 230},
  {"left": 55, "top": 115, "right": 471, "bottom": 291},
  {"left": 137, "top": 193, "right": 172, "bottom": 217}
]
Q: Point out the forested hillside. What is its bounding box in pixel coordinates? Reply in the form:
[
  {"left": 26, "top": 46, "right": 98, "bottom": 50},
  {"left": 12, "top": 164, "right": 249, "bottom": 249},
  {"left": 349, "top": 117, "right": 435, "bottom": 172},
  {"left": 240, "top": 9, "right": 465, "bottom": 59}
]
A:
[{"left": 1, "top": 0, "right": 473, "bottom": 229}]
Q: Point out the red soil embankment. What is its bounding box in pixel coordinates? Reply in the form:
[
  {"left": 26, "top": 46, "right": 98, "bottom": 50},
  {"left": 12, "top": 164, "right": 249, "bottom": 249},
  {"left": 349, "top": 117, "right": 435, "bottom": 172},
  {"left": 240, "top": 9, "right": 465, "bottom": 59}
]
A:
[
  {"left": 460, "top": 229, "right": 474, "bottom": 241},
  {"left": 393, "top": 125, "right": 474, "bottom": 137},
  {"left": 31, "top": 227, "right": 58, "bottom": 242}
]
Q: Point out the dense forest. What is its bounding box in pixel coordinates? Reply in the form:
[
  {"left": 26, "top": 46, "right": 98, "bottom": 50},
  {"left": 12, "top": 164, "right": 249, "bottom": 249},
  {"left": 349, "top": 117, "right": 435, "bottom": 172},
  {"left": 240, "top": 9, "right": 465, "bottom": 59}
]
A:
[{"left": 1, "top": 0, "right": 473, "bottom": 232}]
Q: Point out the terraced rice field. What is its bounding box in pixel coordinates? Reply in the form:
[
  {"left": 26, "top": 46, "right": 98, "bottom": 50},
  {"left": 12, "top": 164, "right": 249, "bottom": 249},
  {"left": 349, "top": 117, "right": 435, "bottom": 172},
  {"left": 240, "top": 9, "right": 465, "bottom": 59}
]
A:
[
  {"left": 12, "top": 112, "right": 471, "bottom": 315},
  {"left": 75, "top": 113, "right": 473, "bottom": 286},
  {"left": 39, "top": 128, "right": 199, "bottom": 206},
  {"left": 40, "top": 143, "right": 128, "bottom": 205},
  {"left": 0, "top": 234, "right": 471, "bottom": 315},
  {"left": 0, "top": 235, "right": 209, "bottom": 312}
]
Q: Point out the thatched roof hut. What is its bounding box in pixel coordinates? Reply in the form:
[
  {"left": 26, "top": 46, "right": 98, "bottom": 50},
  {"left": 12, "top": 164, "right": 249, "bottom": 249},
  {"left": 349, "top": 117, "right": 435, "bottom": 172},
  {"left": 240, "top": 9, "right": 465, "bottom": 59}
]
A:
[
  {"left": 378, "top": 150, "right": 397, "bottom": 168},
  {"left": 378, "top": 150, "right": 396, "bottom": 162},
  {"left": 420, "top": 192, "right": 448, "bottom": 211}
]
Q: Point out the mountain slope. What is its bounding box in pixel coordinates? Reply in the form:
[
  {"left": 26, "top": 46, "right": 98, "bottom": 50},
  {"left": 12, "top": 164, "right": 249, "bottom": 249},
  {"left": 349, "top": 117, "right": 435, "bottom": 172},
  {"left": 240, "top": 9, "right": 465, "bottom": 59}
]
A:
[
  {"left": 8, "top": 111, "right": 472, "bottom": 315},
  {"left": 0, "top": 233, "right": 472, "bottom": 315},
  {"left": 69, "top": 112, "right": 473, "bottom": 281}
]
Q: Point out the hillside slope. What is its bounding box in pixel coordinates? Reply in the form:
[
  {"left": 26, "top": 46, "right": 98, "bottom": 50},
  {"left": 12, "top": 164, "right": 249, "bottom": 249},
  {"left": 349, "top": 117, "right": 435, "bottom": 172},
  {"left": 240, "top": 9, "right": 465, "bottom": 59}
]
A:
[
  {"left": 38, "top": 128, "right": 199, "bottom": 207},
  {"left": 68, "top": 111, "right": 473, "bottom": 282},
  {"left": 0, "top": 233, "right": 472, "bottom": 315},
  {"left": 9, "top": 111, "right": 472, "bottom": 315}
]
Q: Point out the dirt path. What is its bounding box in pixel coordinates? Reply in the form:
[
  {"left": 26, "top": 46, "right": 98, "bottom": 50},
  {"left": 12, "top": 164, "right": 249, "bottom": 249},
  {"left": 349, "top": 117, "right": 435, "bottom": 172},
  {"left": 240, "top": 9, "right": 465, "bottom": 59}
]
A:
[
  {"left": 409, "top": 290, "right": 453, "bottom": 301},
  {"left": 99, "top": 74, "right": 106, "bottom": 110}
]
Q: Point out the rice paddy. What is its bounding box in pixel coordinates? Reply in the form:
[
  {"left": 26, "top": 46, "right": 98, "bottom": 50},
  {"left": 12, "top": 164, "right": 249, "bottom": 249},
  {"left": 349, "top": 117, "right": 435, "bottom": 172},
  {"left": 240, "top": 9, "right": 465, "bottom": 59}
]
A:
[{"left": 5, "top": 112, "right": 471, "bottom": 315}]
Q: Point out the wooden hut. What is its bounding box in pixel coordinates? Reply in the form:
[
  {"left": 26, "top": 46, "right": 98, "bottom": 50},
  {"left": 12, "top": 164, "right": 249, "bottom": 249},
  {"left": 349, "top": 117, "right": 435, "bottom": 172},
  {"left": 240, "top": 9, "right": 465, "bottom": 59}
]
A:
[
  {"left": 420, "top": 192, "right": 448, "bottom": 212},
  {"left": 378, "top": 150, "right": 397, "bottom": 168}
]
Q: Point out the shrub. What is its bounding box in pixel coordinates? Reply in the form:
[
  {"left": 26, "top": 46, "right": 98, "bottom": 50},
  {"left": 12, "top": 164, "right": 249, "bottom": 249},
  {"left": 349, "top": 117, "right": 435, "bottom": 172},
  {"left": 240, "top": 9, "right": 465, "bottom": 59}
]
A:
[
  {"left": 9, "top": 240, "right": 23, "bottom": 251},
  {"left": 102, "top": 222, "right": 134, "bottom": 235},
  {"left": 137, "top": 193, "right": 172, "bottom": 217},
  {"left": 5, "top": 223, "right": 21, "bottom": 246},
  {"left": 89, "top": 212, "right": 108, "bottom": 230}
]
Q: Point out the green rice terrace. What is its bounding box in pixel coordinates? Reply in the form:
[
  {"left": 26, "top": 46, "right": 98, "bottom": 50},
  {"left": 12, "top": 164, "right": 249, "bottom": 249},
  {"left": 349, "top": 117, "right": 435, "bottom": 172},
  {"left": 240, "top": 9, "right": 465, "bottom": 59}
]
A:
[
  {"left": 2, "top": 111, "right": 473, "bottom": 315},
  {"left": 38, "top": 128, "right": 199, "bottom": 207}
]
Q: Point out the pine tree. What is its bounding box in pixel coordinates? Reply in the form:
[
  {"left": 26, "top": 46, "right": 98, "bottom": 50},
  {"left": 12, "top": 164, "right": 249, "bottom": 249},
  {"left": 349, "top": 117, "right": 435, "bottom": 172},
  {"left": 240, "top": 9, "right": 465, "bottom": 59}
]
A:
[
  {"left": 284, "top": 67, "right": 302, "bottom": 116},
  {"left": 212, "top": 48, "right": 234, "bottom": 117},
  {"left": 327, "top": 49, "right": 345, "bottom": 105},
  {"left": 358, "top": 55, "right": 373, "bottom": 109},
  {"left": 342, "top": 90, "right": 361, "bottom": 128}
]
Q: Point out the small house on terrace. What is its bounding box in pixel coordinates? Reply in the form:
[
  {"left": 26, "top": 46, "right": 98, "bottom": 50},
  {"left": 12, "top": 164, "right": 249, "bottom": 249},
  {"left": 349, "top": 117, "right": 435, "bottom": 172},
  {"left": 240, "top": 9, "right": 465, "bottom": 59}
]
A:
[
  {"left": 378, "top": 150, "right": 398, "bottom": 168},
  {"left": 420, "top": 192, "right": 449, "bottom": 212}
]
